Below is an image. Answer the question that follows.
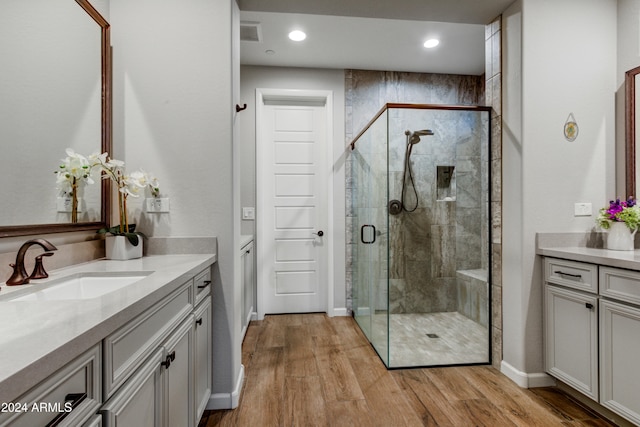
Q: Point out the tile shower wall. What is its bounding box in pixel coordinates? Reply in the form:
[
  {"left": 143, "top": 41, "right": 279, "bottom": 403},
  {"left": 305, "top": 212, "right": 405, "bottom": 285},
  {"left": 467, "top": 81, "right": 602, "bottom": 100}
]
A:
[
  {"left": 486, "top": 16, "right": 503, "bottom": 370},
  {"left": 345, "top": 70, "right": 486, "bottom": 316}
]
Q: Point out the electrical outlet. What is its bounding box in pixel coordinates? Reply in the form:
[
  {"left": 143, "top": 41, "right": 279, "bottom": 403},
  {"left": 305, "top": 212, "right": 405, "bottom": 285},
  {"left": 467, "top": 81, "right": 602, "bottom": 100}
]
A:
[
  {"left": 574, "top": 202, "right": 592, "bottom": 217},
  {"left": 146, "top": 198, "right": 170, "bottom": 213},
  {"left": 242, "top": 207, "right": 255, "bottom": 220}
]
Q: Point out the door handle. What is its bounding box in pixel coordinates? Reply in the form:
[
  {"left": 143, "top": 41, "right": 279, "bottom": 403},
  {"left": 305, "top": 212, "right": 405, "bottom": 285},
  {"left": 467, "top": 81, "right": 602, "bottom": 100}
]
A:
[
  {"left": 313, "top": 230, "right": 324, "bottom": 237},
  {"left": 361, "top": 225, "right": 376, "bottom": 244}
]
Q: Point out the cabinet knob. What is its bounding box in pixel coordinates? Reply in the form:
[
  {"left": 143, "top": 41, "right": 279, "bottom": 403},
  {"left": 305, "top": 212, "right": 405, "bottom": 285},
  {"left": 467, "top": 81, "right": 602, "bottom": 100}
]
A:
[{"left": 196, "top": 317, "right": 203, "bottom": 326}]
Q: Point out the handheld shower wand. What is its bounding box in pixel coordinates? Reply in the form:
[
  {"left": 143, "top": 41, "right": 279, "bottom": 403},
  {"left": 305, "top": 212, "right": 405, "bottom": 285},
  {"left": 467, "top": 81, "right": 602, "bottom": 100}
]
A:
[{"left": 400, "top": 129, "right": 434, "bottom": 212}]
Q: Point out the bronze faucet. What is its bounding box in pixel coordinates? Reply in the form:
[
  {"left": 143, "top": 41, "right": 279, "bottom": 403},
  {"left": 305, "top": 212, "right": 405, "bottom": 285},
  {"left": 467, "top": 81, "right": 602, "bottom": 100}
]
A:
[{"left": 5, "top": 239, "right": 57, "bottom": 286}]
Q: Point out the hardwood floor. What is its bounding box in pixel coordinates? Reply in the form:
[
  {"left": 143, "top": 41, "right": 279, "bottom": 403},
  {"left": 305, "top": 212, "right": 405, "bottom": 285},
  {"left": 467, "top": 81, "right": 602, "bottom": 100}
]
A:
[{"left": 198, "top": 314, "right": 617, "bottom": 427}]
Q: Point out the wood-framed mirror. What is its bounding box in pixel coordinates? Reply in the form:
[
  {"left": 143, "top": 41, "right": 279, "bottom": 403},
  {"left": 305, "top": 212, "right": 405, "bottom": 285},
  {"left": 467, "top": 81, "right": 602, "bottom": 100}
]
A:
[
  {"left": 626, "top": 65, "right": 640, "bottom": 198},
  {"left": 0, "top": 0, "right": 111, "bottom": 238}
]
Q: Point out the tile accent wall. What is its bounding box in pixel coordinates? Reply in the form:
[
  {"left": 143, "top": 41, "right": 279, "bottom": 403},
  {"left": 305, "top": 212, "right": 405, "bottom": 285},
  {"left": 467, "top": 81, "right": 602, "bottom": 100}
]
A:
[
  {"left": 345, "top": 71, "right": 486, "bottom": 313},
  {"left": 486, "top": 16, "right": 503, "bottom": 369}
]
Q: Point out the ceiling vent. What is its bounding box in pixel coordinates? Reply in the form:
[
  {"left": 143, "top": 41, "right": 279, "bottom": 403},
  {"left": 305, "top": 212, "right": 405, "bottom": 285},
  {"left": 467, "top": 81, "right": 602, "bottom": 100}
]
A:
[{"left": 240, "top": 21, "right": 262, "bottom": 43}]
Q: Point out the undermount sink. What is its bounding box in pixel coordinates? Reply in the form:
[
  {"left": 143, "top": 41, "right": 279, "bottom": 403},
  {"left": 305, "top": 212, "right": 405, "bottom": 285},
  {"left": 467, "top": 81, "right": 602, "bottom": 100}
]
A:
[{"left": 5, "top": 272, "right": 152, "bottom": 301}]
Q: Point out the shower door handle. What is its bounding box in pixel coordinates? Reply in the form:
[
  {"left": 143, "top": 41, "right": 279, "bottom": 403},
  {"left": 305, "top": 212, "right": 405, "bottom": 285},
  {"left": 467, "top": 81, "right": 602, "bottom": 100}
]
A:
[{"left": 361, "top": 224, "right": 376, "bottom": 244}]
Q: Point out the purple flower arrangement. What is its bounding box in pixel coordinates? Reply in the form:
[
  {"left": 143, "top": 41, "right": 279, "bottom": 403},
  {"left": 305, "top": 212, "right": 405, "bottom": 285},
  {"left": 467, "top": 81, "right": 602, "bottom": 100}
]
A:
[{"left": 597, "top": 197, "right": 640, "bottom": 230}]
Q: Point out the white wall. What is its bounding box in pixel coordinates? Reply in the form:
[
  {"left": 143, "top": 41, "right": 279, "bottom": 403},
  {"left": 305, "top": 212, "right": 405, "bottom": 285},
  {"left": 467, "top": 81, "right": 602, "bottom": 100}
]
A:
[
  {"left": 240, "top": 65, "right": 347, "bottom": 311},
  {"left": 502, "top": 0, "right": 616, "bottom": 383},
  {"left": 110, "top": 0, "right": 241, "bottom": 408}
]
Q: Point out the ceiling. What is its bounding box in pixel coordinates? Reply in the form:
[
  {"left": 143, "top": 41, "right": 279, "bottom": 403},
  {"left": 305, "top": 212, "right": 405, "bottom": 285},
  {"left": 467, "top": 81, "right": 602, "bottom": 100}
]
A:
[{"left": 238, "top": 0, "right": 515, "bottom": 75}]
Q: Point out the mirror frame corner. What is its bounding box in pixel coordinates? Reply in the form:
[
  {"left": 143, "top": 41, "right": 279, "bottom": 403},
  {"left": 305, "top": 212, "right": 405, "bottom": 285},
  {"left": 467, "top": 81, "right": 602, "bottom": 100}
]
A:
[{"left": 0, "top": 0, "right": 111, "bottom": 238}]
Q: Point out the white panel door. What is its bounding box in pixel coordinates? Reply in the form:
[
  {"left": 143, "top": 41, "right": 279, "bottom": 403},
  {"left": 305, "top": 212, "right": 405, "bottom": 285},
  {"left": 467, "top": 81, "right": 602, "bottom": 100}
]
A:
[{"left": 260, "top": 103, "right": 328, "bottom": 315}]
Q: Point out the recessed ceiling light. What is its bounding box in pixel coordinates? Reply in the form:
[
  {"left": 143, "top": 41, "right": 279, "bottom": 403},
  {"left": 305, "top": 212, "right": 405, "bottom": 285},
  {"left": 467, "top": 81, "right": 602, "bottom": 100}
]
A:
[
  {"left": 423, "top": 39, "right": 440, "bottom": 48},
  {"left": 288, "top": 30, "right": 307, "bottom": 42}
]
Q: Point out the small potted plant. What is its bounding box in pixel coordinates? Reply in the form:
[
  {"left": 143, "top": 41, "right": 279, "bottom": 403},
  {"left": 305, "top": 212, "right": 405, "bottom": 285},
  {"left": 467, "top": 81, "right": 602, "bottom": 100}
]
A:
[
  {"left": 596, "top": 197, "right": 640, "bottom": 250},
  {"left": 95, "top": 155, "right": 159, "bottom": 259}
]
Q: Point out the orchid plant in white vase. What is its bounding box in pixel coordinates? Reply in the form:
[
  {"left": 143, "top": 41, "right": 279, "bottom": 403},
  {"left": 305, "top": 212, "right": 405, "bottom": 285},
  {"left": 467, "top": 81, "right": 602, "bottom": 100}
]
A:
[{"left": 95, "top": 156, "right": 160, "bottom": 247}]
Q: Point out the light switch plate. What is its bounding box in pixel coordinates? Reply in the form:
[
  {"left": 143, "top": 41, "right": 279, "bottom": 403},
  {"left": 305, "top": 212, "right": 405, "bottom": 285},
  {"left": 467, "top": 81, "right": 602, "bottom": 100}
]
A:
[
  {"left": 145, "top": 198, "right": 170, "bottom": 213},
  {"left": 574, "top": 202, "right": 592, "bottom": 216},
  {"left": 242, "top": 207, "right": 255, "bottom": 220}
]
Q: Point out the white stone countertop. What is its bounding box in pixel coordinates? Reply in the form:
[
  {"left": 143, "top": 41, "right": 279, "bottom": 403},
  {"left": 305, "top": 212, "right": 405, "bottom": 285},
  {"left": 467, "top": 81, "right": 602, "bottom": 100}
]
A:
[
  {"left": 0, "top": 254, "right": 216, "bottom": 404},
  {"left": 537, "top": 246, "right": 640, "bottom": 270}
]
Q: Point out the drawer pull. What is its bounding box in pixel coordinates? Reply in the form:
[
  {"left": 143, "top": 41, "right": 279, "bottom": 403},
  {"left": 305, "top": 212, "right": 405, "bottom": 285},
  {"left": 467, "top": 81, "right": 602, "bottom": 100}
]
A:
[
  {"left": 585, "top": 302, "right": 594, "bottom": 310},
  {"left": 198, "top": 280, "right": 212, "bottom": 290},
  {"left": 554, "top": 270, "right": 582, "bottom": 279},
  {"left": 45, "top": 392, "right": 87, "bottom": 427},
  {"left": 196, "top": 317, "right": 203, "bottom": 326},
  {"left": 161, "top": 351, "right": 176, "bottom": 369}
]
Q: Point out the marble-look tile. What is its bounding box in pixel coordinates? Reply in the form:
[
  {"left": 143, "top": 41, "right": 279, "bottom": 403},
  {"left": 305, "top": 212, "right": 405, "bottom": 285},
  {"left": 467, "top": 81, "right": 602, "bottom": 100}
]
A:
[
  {"left": 491, "top": 31, "right": 501, "bottom": 81},
  {"left": 369, "top": 312, "right": 489, "bottom": 367},
  {"left": 491, "top": 158, "right": 502, "bottom": 203},
  {"left": 491, "top": 114, "right": 502, "bottom": 160},
  {"left": 492, "top": 284, "right": 502, "bottom": 330},
  {"left": 491, "top": 201, "right": 502, "bottom": 244},
  {"left": 492, "top": 326, "right": 502, "bottom": 369},
  {"left": 485, "top": 37, "right": 493, "bottom": 81},
  {"left": 491, "top": 244, "right": 502, "bottom": 287}
]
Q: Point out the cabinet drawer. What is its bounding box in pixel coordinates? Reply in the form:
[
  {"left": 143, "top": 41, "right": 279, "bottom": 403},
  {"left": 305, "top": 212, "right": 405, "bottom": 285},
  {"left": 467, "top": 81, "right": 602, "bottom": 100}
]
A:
[
  {"left": 103, "top": 282, "right": 192, "bottom": 399},
  {"left": 599, "top": 266, "right": 640, "bottom": 305},
  {"left": 544, "top": 258, "right": 598, "bottom": 293},
  {"left": 0, "top": 344, "right": 101, "bottom": 427},
  {"left": 194, "top": 268, "right": 212, "bottom": 306}
]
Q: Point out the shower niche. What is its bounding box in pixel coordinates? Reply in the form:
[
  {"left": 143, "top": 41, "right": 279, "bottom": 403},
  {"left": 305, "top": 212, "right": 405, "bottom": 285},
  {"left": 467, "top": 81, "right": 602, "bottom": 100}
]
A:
[
  {"left": 436, "top": 165, "right": 456, "bottom": 201},
  {"left": 350, "top": 103, "right": 491, "bottom": 368}
]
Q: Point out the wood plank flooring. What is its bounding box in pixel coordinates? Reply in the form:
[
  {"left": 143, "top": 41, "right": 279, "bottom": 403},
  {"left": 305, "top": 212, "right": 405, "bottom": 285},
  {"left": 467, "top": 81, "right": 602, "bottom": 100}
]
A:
[{"left": 198, "top": 314, "right": 617, "bottom": 427}]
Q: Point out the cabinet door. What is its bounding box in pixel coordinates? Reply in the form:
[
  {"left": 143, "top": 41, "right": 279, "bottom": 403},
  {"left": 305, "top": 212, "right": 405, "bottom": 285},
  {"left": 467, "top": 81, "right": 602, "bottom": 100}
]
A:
[
  {"left": 241, "top": 241, "right": 254, "bottom": 338},
  {"left": 600, "top": 299, "right": 640, "bottom": 424},
  {"left": 194, "top": 297, "right": 212, "bottom": 421},
  {"left": 100, "top": 349, "right": 164, "bottom": 427},
  {"left": 544, "top": 284, "right": 598, "bottom": 400},
  {"left": 164, "top": 316, "right": 194, "bottom": 427}
]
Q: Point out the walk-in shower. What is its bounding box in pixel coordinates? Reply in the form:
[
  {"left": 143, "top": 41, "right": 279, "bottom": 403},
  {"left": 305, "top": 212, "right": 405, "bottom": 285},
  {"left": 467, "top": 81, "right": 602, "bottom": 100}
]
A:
[{"left": 349, "top": 103, "right": 491, "bottom": 368}]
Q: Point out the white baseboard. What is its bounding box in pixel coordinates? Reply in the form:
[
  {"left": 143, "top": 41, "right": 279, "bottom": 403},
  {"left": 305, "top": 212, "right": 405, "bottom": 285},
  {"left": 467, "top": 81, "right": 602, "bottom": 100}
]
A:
[
  {"left": 206, "top": 365, "right": 245, "bottom": 410},
  {"left": 500, "top": 360, "right": 556, "bottom": 388},
  {"left": 332, "top": 307, "right": 348, "bottom": 317}
]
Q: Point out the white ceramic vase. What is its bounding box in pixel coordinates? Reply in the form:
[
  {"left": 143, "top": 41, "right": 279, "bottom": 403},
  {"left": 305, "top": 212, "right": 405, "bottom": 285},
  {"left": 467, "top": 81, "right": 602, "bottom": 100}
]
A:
[
  {"left": 607, "top": 222, "right": 637, "bottom": 251},
  {"left": 105, "top": 235, "right": 143, "bottom": 260}
]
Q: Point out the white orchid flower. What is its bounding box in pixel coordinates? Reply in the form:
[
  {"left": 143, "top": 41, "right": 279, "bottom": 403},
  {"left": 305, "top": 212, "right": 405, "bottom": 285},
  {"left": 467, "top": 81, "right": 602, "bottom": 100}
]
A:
[{"left": 120, "top": 170, "right": 147, "bottom": 198}]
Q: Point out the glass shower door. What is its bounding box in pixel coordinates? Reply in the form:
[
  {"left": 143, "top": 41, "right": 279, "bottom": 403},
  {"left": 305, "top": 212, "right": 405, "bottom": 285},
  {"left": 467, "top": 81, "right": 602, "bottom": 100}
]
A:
[{"left": 351, "top": 111, "right": 389, "bottom": 366}]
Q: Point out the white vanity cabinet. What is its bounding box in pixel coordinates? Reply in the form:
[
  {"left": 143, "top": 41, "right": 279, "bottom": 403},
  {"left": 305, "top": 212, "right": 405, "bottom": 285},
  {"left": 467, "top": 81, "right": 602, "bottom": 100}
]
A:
[
  {"left": 100, "top": 265, "right": 213, "bottom": 427},
  {"left": 543, "top": 258, "right": 599, "bottom": 400},
  {"left": 543, "top": 256, "right": 640, "bottom": 425},
  {"left": 240, "top": 239, "right": 255, "bottom": 340},
  {"left": 0, "top": 344, "right": 102, "bottom": 427}
]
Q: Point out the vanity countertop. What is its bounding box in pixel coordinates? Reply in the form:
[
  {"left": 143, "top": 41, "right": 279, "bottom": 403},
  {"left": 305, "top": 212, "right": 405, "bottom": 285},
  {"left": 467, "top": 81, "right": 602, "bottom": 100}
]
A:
[
  {"left": 537, "top": 246, "right": 640, "bottom": 270},
  {"left": 0, "top": 254, "right": 216, "bottom": 404}
]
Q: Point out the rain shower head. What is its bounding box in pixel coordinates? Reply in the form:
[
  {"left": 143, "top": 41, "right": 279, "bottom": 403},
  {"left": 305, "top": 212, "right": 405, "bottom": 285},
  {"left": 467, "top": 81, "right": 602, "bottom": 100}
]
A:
[{"left": 405, "top": 129, "right": 434, "bottom": 145}]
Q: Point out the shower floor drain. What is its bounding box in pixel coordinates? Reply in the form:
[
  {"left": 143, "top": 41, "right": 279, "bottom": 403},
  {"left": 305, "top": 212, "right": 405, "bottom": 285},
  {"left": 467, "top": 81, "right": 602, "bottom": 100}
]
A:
[{"left": 426, "top": 333, "right": 439, "bottom": 338}]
